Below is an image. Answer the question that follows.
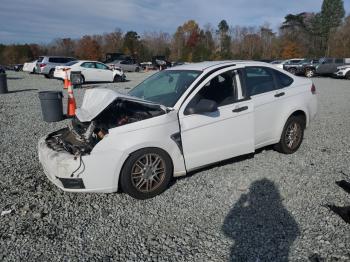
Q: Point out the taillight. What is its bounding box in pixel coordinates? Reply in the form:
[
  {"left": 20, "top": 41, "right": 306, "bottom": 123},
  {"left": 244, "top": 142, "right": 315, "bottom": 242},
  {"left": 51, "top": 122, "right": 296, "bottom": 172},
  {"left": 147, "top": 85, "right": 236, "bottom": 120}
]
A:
[
  {"left": 39, "top": 63, "right": 46, "bottom": 68},
  {"left": 311, "top": 83, "right": 316, "bottom": 94}
]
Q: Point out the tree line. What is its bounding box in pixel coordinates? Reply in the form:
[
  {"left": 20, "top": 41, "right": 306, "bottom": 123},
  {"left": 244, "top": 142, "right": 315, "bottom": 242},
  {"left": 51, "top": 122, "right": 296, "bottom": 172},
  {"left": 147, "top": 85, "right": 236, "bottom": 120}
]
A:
[{"left": 0, "top": 0, "right": 348, "bottom": 65}]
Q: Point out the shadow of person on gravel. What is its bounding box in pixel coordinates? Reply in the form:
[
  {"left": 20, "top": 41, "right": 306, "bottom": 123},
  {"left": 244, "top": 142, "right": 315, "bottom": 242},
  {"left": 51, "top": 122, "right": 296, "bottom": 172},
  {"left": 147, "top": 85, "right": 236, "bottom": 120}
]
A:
[{"left": 222, "top": 179, "right": 300, "bottom": 262}]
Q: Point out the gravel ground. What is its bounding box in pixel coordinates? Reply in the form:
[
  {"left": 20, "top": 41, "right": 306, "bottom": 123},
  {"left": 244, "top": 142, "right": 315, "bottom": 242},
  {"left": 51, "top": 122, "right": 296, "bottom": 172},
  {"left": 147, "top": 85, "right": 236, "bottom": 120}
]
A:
[{"left": 0, "top": 71, "right": 350, "bottom": 261}]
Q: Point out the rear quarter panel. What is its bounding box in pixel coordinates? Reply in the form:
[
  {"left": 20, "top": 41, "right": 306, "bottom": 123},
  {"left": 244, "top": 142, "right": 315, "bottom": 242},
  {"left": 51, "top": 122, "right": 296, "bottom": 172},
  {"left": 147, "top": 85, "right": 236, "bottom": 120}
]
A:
[{"left": 272, "top": 77, "right": 317, "bottom": 143}]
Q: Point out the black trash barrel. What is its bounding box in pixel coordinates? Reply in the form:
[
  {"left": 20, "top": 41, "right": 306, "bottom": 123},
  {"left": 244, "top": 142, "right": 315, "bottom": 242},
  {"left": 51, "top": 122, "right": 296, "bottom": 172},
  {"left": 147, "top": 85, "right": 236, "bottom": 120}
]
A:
[
  {"left": 38, "top": 91, "right": 64, "bottom": 122},
  {"left": 0, "top": 73, "right": 8, "bottom": 94}
]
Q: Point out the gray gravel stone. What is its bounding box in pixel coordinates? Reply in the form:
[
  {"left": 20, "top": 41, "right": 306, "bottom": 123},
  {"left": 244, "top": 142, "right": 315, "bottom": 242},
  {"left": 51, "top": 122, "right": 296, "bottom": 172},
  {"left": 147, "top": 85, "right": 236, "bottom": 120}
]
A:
[{"left": 0, "top": 72, "right": 350, "bottom": 261}]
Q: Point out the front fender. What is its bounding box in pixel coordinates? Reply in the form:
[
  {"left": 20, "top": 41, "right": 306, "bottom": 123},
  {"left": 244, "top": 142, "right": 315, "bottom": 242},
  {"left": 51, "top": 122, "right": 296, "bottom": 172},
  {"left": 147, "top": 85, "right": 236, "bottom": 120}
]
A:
[{"left": 91, "top": 115, "right": 186, "bottom": 187}]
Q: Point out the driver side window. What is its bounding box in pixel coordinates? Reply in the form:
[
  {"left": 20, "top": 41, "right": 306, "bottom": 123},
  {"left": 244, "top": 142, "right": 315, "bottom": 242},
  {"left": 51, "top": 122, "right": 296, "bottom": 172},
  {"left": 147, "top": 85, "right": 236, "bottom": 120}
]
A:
[{"left": 191, "top": 70, "right": 239, "bottom": 108}]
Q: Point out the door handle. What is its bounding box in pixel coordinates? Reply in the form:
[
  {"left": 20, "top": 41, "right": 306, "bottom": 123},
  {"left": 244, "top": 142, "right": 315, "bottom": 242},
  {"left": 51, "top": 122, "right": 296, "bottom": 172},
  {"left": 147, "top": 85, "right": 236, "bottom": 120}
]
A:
[
  {"left": 232, "top": 106, "right": 248, "bottom": 113},
  {"left": 274, "top": 92, "right": 285, "bottom": 97}
]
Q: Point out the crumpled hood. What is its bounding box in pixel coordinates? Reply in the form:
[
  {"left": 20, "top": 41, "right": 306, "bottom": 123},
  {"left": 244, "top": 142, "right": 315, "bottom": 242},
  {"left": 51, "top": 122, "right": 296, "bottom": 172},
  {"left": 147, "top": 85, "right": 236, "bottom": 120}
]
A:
[
  {"left": 76, "top": 89, "right": 129, "bottom": 122},
  {"left": 75, "top": 88, "right": 166, "bottom": 122}
]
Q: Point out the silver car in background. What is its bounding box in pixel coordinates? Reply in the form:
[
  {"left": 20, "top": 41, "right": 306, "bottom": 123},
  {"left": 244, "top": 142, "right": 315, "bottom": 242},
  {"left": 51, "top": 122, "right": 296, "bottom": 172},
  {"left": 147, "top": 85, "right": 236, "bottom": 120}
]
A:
[
  {"left": 36, "top": 56, "right": 76, "bottom": 78},
  {"left": 107, "top": 59, "right": 141, "bottom": 72}
]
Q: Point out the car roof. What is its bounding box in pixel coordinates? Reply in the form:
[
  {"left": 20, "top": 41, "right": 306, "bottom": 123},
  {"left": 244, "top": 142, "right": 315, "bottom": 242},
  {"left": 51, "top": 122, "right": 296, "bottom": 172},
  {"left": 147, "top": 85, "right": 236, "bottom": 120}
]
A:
[
  {"left": 78, "top": 60, "right": 104, "bottom": 63},
  {"left": 42, "top": 56, "right": 75, "bottom": 58},
  {"left": 166, "top": 60, "right": 273, "bottom": 72}
]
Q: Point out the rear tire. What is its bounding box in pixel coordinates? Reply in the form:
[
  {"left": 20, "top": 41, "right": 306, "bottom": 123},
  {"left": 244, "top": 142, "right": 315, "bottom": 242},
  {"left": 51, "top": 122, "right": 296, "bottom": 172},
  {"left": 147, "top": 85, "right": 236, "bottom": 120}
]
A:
[
  {"left": 48, "top": 69, "right": 55, "bottom": 79},
  {"left": 135, "top": 67, "right": 140, "bottom": 72},
  {"left": 305, "top": 69, "right": 315, "bottom": 78},
  {"left": 120, "top": 148, "right": 173, "bottom": 199},
  {"left": 274, "top": 116, "right": 305, "bottom": 154}
]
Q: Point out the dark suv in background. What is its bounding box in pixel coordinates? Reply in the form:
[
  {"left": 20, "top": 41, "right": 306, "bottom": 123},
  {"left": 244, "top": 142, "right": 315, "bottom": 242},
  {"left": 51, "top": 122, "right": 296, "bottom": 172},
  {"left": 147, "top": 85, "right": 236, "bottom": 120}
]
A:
[
  {"left": 36, "top": 56, "right": 76, "bottom": 78},
  {"left": 282, "top": 59, "right": 304, "bottom": 74},
  {"left": 314, "top": 58, "right": 349, "bottom": 76},
  {"left": 284, "top": 59, "right": 319, "bottom": 78}
]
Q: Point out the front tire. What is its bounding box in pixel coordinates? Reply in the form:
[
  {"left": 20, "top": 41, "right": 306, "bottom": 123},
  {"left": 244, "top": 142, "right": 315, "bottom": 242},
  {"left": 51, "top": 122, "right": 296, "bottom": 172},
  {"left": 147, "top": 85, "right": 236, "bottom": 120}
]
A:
[
  {"left": 120, "top": 148, "right": 173, "bottom": 199},
  {"left": 288, "top": 68, "right": 297, "bottom": 75},
  {"left": 346, "top": 72, "right": 350, "bottom": 80},
  {"left": 113, "top": 75, "right": 122, "bottom": 82},
  {"left": 79, "top": 75, "right": 85, "bottom": 84},
  {"left": 274, "top": 116, "right": 305, "bottom": 154}
]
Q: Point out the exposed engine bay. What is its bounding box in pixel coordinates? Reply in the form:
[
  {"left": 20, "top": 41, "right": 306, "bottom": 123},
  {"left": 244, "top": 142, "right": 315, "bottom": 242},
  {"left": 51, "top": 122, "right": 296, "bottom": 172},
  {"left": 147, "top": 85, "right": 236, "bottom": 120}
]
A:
[{"left": 45, "top": 99, "right": 165, "bottom": 156}]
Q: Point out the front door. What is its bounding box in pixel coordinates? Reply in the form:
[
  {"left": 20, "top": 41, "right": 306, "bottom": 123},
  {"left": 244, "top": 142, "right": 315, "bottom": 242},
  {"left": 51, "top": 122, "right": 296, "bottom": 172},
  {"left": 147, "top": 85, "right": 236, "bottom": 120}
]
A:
[{"left": 179, "top": 68, "right": 254, "bottom": 171}]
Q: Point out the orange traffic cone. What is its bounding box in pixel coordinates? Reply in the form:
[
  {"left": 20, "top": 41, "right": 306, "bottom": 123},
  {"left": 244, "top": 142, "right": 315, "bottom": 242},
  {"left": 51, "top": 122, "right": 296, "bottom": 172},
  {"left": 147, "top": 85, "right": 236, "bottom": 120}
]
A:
[
  {"left": 66, "top": 80, "right": 76, "bottom": 117},
  {"left": 63, "top": 68, "right": 69, "bottom": 89}
]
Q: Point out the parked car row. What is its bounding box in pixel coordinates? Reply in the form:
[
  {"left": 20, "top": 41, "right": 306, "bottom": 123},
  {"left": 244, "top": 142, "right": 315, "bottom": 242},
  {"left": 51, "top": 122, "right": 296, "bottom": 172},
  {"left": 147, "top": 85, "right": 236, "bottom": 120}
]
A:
[
  {"left": 15, "top": 56, "right": 126, "bottom": 83},
  {"left": 271, "top": 57, "right": 350, "bottom": 79}
]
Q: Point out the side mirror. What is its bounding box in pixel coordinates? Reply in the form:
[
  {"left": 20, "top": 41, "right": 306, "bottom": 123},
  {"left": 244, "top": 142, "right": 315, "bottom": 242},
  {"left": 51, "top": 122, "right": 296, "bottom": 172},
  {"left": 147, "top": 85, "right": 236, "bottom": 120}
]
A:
[{"left": 185, "top": 99, "right": 218, "bottom": 115}]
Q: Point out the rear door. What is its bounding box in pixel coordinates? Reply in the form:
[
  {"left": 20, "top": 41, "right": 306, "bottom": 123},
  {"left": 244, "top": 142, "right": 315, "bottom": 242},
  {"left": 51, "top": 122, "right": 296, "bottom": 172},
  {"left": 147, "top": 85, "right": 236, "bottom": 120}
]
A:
[
  {"left": 80, "top": 62, "right": 96, "bottom": 81},
  {"left": 243, "top": 66, "right": 282, "bottom": 147},
  {"left": 317, "top": 58, "right": 333, "bottom": 74},
  {"left": 179, "top": 68, "right": 254, "bottom": 171}
]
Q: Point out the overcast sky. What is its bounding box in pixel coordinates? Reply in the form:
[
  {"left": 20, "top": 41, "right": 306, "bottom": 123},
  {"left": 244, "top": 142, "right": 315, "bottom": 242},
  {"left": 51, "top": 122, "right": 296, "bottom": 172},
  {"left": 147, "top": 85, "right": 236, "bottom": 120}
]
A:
[{"left": 1, "top": 0, "right": 349, "bottom": 44}]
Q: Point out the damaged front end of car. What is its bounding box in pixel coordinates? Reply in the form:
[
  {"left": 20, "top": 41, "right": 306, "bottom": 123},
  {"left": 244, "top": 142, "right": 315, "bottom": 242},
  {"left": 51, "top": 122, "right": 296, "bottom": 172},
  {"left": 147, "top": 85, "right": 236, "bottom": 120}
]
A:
[{"left": 38, "top": 88, "right": 168, "bottom": 191}]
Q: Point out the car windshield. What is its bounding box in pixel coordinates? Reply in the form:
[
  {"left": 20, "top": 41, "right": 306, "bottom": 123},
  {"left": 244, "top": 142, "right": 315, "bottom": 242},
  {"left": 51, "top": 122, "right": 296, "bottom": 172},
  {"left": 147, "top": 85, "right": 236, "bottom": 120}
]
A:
[
  {"left": 129, "top": 70, "right": 202, "bottom": 107},
  {"left": 66, "top": 61, "right": 78, "bottom": 66}
]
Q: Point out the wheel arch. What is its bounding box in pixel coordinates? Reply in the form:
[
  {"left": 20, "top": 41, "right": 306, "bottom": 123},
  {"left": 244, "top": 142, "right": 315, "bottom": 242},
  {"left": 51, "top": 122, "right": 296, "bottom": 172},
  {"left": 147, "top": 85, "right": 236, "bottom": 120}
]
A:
[
  {"left": 276, "top": 109, "right": 308, "bottom": 143},
  {"left": 290, "top": 110, "right": 307, "bottom": 128},
  {"left": 117, "top": 146, "right": 175, "bottom": 191}
]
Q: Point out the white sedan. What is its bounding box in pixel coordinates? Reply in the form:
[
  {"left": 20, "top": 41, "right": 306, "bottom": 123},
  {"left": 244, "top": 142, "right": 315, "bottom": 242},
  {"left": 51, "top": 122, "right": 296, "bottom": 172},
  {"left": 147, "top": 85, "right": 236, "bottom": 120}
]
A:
[
  {"left": 38, "top": 61, "right": 317, "bottom": 199},
  {"left": 53, "top": 60, "right": 125, "bottom": 83}
]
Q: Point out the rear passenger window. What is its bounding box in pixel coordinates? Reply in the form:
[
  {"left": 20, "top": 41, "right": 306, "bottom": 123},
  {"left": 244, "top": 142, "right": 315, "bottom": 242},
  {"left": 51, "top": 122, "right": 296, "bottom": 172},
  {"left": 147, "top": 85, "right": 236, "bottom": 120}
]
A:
[
  {"left": 49, "top": 57, "right": 60, "bottom": 63},
  {"left": 81, "top": 62, "right": 95, "bottom": 68},
  {"left": 245, "top": 67, "right": 275, "bottom": 96},
  {"left": 95, "top": 63, "right": 109, "bottom": 70},
  {"left": 323, "top": 58, "right": 333, "bottom": 64},
  {"left": 273, "top": 70, "right": 294, "bottom": 88}
]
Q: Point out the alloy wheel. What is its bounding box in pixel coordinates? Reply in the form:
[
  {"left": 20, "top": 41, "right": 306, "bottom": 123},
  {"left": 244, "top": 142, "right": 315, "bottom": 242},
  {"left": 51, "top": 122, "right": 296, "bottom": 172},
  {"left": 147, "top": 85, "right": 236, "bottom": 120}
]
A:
[
  {"left": 284, "top": 122, "right": 302, "bottom": 150},
  {"left": 131, "top": 153, "right": 166, "bottom": 193},
  {"left": 306, "top": 70, "right": 314, "bottom": 78}
]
